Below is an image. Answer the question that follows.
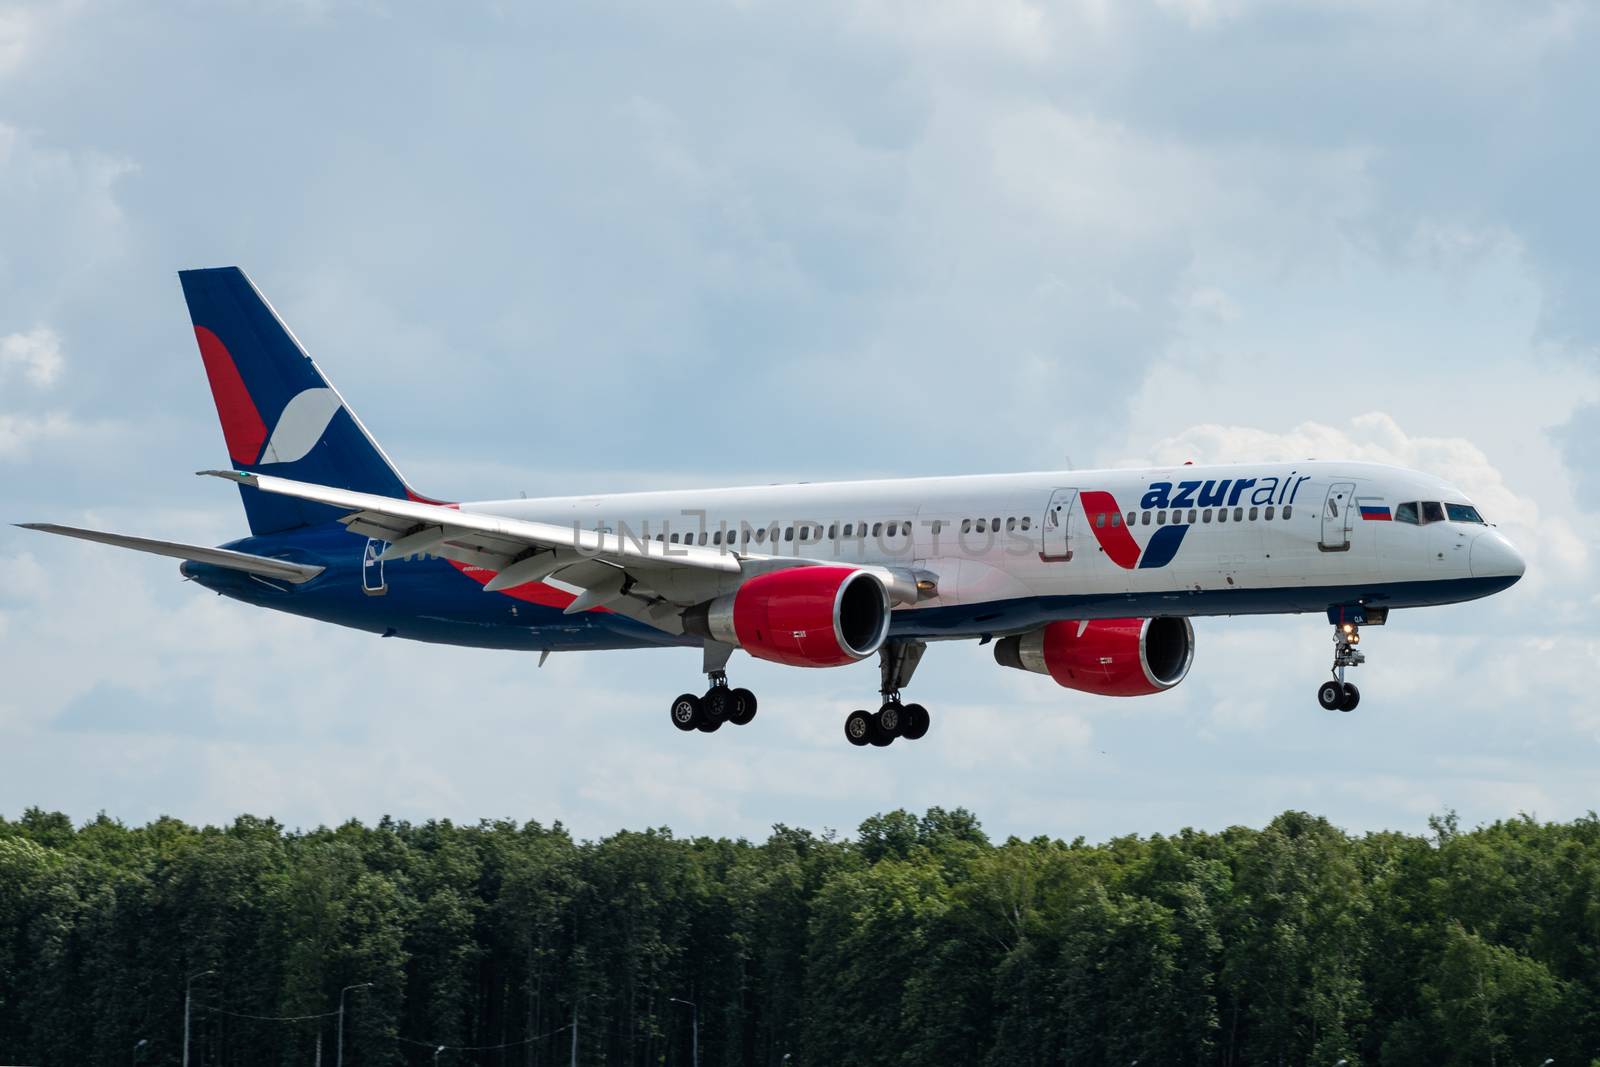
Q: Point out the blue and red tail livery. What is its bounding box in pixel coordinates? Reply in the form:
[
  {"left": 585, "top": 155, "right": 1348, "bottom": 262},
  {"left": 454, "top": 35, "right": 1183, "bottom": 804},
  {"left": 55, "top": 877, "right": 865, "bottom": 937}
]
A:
[{"left": 178, "top": 267, "right": 413, "bottom": 534}]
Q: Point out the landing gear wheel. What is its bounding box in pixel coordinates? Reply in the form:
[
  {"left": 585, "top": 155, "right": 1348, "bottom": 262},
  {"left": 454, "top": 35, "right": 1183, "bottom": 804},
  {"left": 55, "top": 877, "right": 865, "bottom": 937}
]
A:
[
  {"left": 728, "top": 688, "right": 758, "bottom": 726},
  {"left": 702, "top": 686, "right": 733, "bottom": 724},
  {"left": 900, "top": 703, "right": 930, "bottom": 741},
  {"left": 874, "top": 702, "right": 903, "bottom": 737},
  {"left": 1317, "top": 681, "right": 1344, "bottom": 711},
  {"left": 845, "top": 710, "right": 873, "bottom": 747},
  {"left": 1339, "top": 682, "right": 1360, "bottom": 712},
  {"left": 670, "top": 693, "right": 702, "bottom": 732}
]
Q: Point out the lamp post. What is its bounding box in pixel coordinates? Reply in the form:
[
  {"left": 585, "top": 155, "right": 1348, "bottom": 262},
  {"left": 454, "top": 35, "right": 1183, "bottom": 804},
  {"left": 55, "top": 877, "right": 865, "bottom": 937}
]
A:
[
  {"left": 133, "top": 1037, "right": 148, "bottom": 1064},
  {"left": 434, "top": 1045, "right": 446, "bottom": 1065},
  {"left": 337, "top": 982, "right": 373, "bottom": 1067},
  {"left": 669, "top": 998, "right": 698, "bottom": 1067},
  {"left": 184, "top": 969, "right": 216, "bottom": 1067}
]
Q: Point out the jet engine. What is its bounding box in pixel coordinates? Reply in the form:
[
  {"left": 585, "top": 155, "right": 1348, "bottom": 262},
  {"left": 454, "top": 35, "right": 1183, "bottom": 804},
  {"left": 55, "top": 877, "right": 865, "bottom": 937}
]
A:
[
  {"left": 993, "top": 617, "right": 1194, "bottom": 696},
  {"left": 683, "top": 567, "right": 891, "bottom": 667}
]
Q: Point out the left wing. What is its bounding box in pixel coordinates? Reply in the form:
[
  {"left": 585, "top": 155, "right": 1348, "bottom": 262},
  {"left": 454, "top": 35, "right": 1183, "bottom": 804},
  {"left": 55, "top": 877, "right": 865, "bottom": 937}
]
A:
[{"left": 203, "top": 470, "right": 745, "bottom": 634}]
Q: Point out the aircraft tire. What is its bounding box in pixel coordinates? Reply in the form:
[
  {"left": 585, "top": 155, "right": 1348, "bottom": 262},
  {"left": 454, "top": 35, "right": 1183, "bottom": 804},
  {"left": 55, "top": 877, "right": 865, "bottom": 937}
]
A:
[
  {"left": 670, "top": 693, "right": 702, "bottom": 732},
  {"left": 900, "top": 703, "right": 930, "bottom": 740},
  {"left": 703, "top": 686, "right": 733, "bottom": 724},
  {"left": 874, "top": 702, "right": 903, "bottom": 738},
  {"left": 728, "top": 688, "right": 757, "bottom": 726},
  {"left": 1317, "top": 681, "right": 1344, "bottom": 711},
  {"left": 845, "top": 710, "right": 873, "bottom": 747},
  {"left": 1339, "top": 683, "right": 1360, "bottom": 712}
]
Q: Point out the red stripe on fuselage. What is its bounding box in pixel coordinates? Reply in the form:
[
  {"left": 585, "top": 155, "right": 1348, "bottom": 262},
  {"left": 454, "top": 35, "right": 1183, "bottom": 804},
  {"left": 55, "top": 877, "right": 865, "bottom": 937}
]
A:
[
  {"left": 1079, "top": 490, "right": 1141, "bottom": 569},
  {"left": 193, "top": 326, "right": 268, "bottom": 465},
  {"left": 446, "top": 559, "right": 610, "bottom": 612}
]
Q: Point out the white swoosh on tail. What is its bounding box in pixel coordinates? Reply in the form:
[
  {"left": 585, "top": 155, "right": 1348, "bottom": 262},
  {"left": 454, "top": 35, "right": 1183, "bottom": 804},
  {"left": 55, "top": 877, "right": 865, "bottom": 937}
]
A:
[{"left": 260, "top": 387, "right": 342, "bottom": 464}]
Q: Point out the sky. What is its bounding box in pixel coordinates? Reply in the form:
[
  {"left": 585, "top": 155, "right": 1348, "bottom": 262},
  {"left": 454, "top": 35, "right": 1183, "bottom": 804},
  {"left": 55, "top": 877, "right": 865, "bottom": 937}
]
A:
[{"left": 1, "top": 0, "right": 1596, "bottom": 844}]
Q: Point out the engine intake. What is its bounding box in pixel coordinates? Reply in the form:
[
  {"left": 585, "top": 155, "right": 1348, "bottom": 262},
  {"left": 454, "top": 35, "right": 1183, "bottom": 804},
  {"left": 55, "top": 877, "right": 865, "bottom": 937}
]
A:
[
  {"left": 994, "top": 617, "right": 1194, "bottom": 696},
  {"left": 683, "top": 567, "right": 891, "bottom": 668}
]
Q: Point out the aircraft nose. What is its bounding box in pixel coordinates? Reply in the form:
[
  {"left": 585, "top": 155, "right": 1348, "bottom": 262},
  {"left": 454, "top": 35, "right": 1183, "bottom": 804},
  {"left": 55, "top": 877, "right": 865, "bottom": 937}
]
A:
[{"left": 1470, "top": 531, "right": 1525, "bottom": 582}]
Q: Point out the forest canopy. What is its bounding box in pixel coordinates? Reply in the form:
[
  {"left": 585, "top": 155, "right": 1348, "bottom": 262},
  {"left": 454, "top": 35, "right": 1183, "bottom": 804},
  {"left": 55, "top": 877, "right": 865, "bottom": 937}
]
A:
[{"left": 1, "top": 806, "right": 1596, "bottom": 1066}]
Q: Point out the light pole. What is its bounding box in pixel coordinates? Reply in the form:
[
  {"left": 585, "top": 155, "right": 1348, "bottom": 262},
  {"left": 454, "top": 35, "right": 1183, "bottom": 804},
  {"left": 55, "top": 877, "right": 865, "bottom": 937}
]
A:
[
  {"left": 1540, "top": 1060, "right": 1554, "bottom": 1066},
  {"left": 670, "top": 998, "right": 698, "bottom": 1067},
  {"left": 569, "top": 992, "right": 596, "bottom": 1067},
  {"left": 184, "top": 969, "right": 216, "bottom": 1067},
  {"left": 434, "top": 1045, "right": 446, "bottom": 1065},
  {"left": 133, "top": 1037, "right": 148, "bottom": 1064},
  {"left": 337, "top": 982, "right": 372, "bottom": 1067}
]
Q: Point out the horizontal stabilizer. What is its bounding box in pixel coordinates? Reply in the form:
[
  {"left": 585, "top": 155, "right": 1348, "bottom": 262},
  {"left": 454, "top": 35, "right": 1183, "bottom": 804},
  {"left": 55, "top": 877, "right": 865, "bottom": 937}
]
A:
[{"left": 17, "top": 524, "right": 325, "bottom": 584}]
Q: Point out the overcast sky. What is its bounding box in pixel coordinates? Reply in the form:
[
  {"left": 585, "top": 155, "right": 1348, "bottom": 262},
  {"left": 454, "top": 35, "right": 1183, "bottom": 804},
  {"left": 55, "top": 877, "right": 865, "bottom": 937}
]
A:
[{"left": 2, "top": 0, "right": 1596, "bottom": 843}]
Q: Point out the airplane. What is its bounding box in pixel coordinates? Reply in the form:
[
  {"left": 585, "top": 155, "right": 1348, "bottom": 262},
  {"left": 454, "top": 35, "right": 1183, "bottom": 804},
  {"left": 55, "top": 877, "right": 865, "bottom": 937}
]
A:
[{"left": 20, "top": 267, "right": 1526, "bottom": 747}]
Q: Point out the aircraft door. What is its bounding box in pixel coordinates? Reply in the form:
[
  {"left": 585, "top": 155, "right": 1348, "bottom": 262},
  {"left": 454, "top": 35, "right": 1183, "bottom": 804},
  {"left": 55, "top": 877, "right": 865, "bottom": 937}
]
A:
[
  {"left": 1040, "top": 488, "right": 1078, "bottom": 561},
  {"left": 362, "top": 537, "right": 388, "bottom": 595},
  {"left": 1319, "top": 482, "right": 1356, "bottom": 553}
]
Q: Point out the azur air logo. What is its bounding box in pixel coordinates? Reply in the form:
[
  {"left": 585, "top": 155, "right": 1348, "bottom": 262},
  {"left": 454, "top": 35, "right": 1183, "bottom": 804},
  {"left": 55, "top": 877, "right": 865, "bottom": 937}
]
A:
[{"left": 1081, "top": 473, "right": 1311, "bottom": 571}]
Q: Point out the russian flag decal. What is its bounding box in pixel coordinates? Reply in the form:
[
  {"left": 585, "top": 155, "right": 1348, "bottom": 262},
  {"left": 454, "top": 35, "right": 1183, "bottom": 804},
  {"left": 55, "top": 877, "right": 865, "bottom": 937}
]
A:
[{"left": 1359, "top": 502, "right": 1392, "bottom": 521}]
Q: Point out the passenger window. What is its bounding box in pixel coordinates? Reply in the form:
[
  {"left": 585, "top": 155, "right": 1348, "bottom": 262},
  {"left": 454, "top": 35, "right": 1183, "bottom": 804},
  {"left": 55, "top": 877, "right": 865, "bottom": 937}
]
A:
[
  {"left": 1394, "top": 501, "right": 1418, "bottom": 525},
  {"left": 712, "top": 531, "right": 722, "bottom": 545},
  {"left": 890, "top": 522, "right": 901, "bottom": 537},
  {"left": 1202, "top": 509, "right": 1212, "bottom": 523},
  {"left": 1142, "top": 511, "right": 1151, "bottom": 526},
  {"left": 1094, "top": 512, "right": 1106, "bottom": 529},
  {"left": 873, "top": 521, "right": 884, "bottom": 537},
  {"left": 700, "top": 532, "right": 709, "bottom": 545},
  {"left": 1021, "top": 516, "right": 1032, "bottom": 531},
  {"left": 1188, "top": 509, "right": 1197, "bottom": 524},
  {"left": 1007, "top": 517, "right": 1016, "bottom": 532},
  {"left": 756, "top": 528, "right": 767, "bottom": 543},
  {"left": 1264, "top": 505, "right": 1275, "bottom": 520},
  {"left": 1421, "top": 501, "right": 1444, "bottom": 524},
  {"left": 784, "top": 527, "right": 794, "bottom": 542},
  {"left": 1126, "top": 512, "right": 1136, "bottom": 527},
  {"left": 961, "top": 519, "right": 971, "bottom": 534},
  {"left": 992, "top": 517, "right": 1001, "bottom": 531},
  {"left": 1157, "top": 510, "right": 1167, "bottom": 524},
  {"left": 1110, "top": 513, "right": 1121, "bottom": 528},
  {"left": 670, "top": 533, "right": 680, "bottom": 544},
  {"left": 1248, "top": 507, "right": 1258, "bottom": 521},
  {"left": 1218, "top": 508, "right": 1227, "bottom": 523},
  {"left": 1233, "top": 507, "right": 1243, "bottom": 522},
  {"left": 1283, "top": 505, "right": 1293, "bottom": 520},
  {"left": 973, "top": 519, "right": 984, "bottom": 534}
]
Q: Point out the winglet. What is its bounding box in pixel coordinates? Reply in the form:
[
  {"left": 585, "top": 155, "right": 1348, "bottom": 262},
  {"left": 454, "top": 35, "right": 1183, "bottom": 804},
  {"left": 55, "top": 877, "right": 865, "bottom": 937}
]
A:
[{"left": 199, "top": 469, "right": 253, "bottom": 484}]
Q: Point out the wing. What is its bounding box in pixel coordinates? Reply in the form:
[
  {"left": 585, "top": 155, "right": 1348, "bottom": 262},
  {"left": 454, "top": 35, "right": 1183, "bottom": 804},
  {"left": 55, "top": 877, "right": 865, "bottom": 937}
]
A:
[
  {"left": 202, "top": 470, "right": 745, "bottom": 634},
  {"left": 17, "top": 523, "right": 325, "bottom": 584}
]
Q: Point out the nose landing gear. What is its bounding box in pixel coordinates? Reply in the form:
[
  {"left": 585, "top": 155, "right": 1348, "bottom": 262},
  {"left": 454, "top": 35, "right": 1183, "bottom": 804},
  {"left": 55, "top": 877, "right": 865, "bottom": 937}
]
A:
[{"left": 1317, "top": 622, "right": 1364, "bottom": 712}]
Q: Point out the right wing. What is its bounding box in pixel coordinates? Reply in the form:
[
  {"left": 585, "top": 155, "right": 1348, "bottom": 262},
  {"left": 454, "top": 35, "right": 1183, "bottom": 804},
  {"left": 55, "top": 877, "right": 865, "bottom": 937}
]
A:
[{"left": 16, "top": 523, "right": 325, "bottom": 584}]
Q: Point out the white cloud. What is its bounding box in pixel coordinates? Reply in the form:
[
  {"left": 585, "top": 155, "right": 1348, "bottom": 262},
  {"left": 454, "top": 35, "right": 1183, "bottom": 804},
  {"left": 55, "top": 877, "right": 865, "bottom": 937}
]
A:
[
  {"left": 0, "top": 7, "right": 34, "bottom": 76},
  {"left": 0, "top": 326, "right": 63, "bottom": 387},
  {"left": 0, "top": 411, "right": 78, "bottom": 459}
]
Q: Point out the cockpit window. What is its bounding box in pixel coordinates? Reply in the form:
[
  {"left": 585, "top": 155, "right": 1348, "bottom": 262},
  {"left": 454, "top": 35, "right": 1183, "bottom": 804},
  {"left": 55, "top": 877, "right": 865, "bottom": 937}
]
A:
[
  {"left": 1394, "top": 501, "right": 1419, "bottom": 525},
  {"left": 1446, "top": 503, "right": 1484, "bottom": 524},
  {"left": 1421, "top": 501, "right": 1445, "bottom": 524}
]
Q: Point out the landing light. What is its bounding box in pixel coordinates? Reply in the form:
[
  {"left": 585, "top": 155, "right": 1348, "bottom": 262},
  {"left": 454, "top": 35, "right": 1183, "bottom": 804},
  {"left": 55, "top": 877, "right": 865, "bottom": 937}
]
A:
[
  {"left": 1349, "top": 633, "right": 1360, "bottom": 645},
  {"left": 1341, "top": 623, "right": 1355, "bottom": 634}
]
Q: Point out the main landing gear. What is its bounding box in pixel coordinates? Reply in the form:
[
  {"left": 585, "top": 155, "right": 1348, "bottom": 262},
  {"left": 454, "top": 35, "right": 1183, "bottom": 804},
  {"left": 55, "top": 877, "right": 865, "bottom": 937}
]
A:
[
  {"left": 1317, "top": 621, "right": 1364, "bottom": 713},
  {"left": 845, "top": 640, "right": 931, "bottom": 748},
  {"left": 671, "top": 642, "right": 757, "bottom": 734}
]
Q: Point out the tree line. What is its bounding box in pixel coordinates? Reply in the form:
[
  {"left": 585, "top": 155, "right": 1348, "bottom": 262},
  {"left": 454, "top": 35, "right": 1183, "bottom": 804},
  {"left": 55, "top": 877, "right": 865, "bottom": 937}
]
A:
[{"left": 1, "top": 805, "right": 1596, "bottom": 1066}]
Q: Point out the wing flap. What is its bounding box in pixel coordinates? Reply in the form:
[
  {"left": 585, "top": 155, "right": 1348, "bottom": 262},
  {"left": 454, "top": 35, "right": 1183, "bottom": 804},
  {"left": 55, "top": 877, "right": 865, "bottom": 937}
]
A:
[{"left": 17, "top": 523, "right": 324, "bottom": 584}]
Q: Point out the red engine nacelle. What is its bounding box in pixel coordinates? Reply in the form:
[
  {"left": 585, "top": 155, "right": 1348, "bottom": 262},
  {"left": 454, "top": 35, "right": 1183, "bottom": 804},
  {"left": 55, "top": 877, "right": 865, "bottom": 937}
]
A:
[
  {"left": 682, "top": 567, "right": 891, "bottom": 667},
  {"left": 993, "top": 617, "right": 1194, "bottom": 696}
]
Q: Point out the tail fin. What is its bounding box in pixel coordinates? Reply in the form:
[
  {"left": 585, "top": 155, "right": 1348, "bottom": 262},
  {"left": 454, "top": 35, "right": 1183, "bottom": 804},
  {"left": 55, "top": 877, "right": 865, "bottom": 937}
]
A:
[{"left": 179, "top": 266, "right": 418, "bottom": 534}]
